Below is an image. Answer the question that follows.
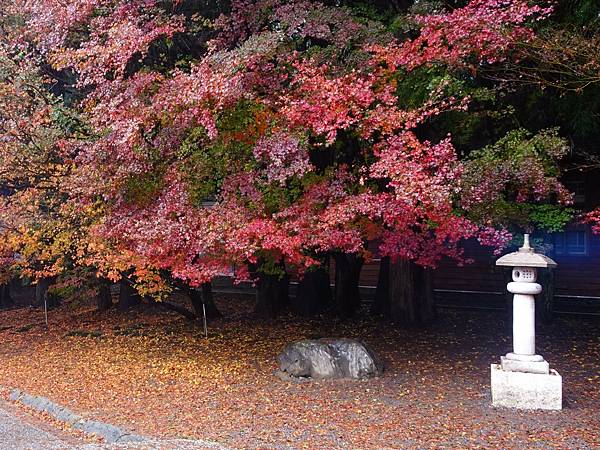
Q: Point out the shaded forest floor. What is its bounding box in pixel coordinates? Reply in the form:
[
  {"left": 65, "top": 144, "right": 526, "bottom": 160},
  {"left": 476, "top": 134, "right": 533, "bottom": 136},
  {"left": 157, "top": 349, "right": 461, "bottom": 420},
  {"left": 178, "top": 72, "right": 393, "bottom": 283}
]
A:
[{"left": 0, "top": 295, "right": 599, "bottom": 449}]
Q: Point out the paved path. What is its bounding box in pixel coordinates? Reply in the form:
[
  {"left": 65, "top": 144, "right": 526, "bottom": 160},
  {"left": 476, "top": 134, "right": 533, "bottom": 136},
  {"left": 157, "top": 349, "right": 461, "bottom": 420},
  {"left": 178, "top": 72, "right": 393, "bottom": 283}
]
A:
[
  {"left": 0, "top": 400, "right": 228, "bottom": 450},
  {"left": 0, "top": 400, "right": 80, "bottom": 449}
]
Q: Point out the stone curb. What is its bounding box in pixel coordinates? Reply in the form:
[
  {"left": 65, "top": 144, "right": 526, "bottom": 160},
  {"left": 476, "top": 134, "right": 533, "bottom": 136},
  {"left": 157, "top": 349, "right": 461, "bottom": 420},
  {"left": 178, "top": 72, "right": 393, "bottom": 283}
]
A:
[
  {"left": 8, "top": 388, "right": 145, "bottom": 444},
  {"left": 7, "top": 388, "right": 228, "bottom": 448}
]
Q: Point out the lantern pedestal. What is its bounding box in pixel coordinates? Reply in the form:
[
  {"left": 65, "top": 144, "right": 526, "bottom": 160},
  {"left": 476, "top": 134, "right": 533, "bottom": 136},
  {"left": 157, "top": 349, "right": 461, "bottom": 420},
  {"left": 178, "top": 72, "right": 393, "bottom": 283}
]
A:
[
  {"left": 491, "top": 364, "right": 562, "bottom": 410},
  {"left": 491, "top": 234, "right": 562, "bottom": 410},
  {"left": 500, "top": 354, "right": 549, "bottom": 374}
]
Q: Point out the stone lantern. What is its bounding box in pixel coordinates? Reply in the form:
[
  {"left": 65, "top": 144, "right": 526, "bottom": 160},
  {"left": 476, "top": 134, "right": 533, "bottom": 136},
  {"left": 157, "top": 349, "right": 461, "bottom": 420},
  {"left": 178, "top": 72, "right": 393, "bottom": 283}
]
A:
[{"left": 491, "top": 234, "right": 562, "bottom": 410}]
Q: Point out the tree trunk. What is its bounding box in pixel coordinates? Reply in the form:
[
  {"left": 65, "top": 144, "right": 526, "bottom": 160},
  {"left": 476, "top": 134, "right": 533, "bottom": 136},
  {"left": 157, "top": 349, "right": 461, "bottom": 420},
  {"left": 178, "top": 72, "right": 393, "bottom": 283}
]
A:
[
  {"left": 536, "top": 268, "right": 555, "bottom": 324},
  {"left": 292, "top": 265, "right": 332, "bottom": 316},
  {"left": 97, "top": 279, "right": 112, "bottom": 312},
  {"left": 373, "top": 257, "right": 435, "bottom": 325},
  {"left": 0, "top": 283, "right": 12, "bottom": 309},
  {"left": 372, "top": 256, "right": 390, "bottom": 316},
  {"left": 35, "top": 276, "right": 59, "bottom": 309},
  {"left": 118, "top": 277, "right": 140, "bottom": 310},
  {"left": 159, "top": 300, "right": 198, "bottom": 320},
  {"left": 255, "top": 271, "right": 289, "bottom": 318},
  {"left": 333, "top": 253, "right": 363, "bottom": 318},
  {"left": 143, "top": 292, "right": 198, "bottom": 321},
  {"left": 188, "top": 283, "right": 222, "bottom": 320},
  {"left": 201, "top": 282, "right": 221, "bottom": 318},
  {"left": 35, "top": 278, "right": 47, "bottom": 307}
]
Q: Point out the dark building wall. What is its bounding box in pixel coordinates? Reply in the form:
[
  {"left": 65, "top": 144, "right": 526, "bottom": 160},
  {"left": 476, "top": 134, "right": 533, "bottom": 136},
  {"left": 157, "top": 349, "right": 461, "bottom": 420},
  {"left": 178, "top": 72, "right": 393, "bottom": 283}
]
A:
[{"left": 346, "top": 230, "right": 600, "bottom": 310}]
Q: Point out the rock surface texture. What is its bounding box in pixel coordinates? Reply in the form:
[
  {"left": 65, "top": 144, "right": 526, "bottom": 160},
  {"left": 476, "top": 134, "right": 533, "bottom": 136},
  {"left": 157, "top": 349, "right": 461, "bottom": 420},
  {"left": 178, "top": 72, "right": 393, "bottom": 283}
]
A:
[{"left": 277, "top": 339, "right": 383, "bottom": 380}]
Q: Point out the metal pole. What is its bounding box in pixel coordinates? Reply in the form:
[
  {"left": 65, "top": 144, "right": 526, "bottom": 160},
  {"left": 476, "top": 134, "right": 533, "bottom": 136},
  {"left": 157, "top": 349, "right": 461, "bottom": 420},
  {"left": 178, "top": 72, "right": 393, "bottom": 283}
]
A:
[
  {"left": 44, "top": 296, "right": 48, "bottom": 328},
  {"left": 202, "top": 302, "right": 208, "bottom": 338}
]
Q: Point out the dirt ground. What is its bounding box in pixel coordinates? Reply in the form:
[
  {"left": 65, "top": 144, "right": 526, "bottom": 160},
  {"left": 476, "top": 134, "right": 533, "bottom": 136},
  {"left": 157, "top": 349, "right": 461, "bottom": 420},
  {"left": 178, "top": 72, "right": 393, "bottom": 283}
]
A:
[{"left": 0, "top": 295, "right": 599, "bottom": 449}]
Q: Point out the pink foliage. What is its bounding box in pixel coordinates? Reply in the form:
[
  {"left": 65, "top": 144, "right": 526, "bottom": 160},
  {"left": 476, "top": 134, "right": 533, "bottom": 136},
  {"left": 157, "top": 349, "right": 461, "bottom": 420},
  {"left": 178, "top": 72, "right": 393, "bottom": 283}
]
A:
[
  {"left": 370, "top": 133, "right": 462, "bottom": 210},
  {"left": 211, "top": 0, "right": 367, "bottom": 51},
  {"left": 584, "top": 209, "right": 600, "bottom": 234},
  {"left": 15, "top": 0, "right": 562, "bottom": 286},
  {"left": 253, "top": 132, "right": 313, "bottom": 184},
  {"left": 281, "top": 62, "right": 376, "bottom": 144},
  {"left": 476, "top": 227, "right": 513, "bottom": 255},
  {"left": 369, "top": 0, "right": 551, "bottom": 71},
  {"left": 27, "top": 0, "right": 184, "bottom": 87},
  {"left": 22, "top": 0, "right": 103, "bottom": 51}
]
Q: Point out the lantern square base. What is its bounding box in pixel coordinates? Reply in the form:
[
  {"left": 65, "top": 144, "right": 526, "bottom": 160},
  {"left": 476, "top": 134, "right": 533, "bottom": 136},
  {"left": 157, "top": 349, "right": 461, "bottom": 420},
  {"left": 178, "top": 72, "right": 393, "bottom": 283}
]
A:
[{"left": 491, "top": 364, "right": 562, "bottom": 410}]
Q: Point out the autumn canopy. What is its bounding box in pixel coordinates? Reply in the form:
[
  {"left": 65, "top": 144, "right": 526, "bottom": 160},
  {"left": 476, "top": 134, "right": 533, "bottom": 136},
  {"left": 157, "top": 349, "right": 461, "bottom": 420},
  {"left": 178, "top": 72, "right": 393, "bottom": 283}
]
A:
[{"left": 0, "top": 0, "right": 586, "bottom": 316}]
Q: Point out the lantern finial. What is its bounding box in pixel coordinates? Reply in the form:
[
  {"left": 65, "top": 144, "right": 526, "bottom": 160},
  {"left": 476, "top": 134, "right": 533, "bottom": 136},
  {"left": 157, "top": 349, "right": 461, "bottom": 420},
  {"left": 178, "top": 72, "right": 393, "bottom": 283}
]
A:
[{"left": 521, "top": 233, "right": 531, "bottom": 251}]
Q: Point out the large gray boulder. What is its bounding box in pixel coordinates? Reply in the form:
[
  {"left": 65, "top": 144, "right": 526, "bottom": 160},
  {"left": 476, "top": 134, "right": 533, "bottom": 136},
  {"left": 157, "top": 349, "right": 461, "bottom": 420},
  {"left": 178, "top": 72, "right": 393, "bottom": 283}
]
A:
[{"left": 277, "top": 338, "right": 383, "bottom": 380}]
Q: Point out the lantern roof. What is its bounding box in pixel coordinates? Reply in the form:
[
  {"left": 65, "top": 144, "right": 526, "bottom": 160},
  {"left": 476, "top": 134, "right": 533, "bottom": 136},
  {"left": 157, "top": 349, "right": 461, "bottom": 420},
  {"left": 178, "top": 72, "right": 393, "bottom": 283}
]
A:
[{"left": 495, "top": 234, "right": 557, "bottom": 269}]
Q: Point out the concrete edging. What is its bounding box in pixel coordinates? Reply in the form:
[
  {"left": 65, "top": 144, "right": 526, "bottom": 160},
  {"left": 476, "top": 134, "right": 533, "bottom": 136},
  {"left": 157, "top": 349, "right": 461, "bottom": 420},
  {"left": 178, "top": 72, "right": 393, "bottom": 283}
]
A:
[
  {"left": 6, "top": 388, "right": 228, "bottom": 448},
  {"left": 8, "top": 388, "right": 145, "bottom": 444}
]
